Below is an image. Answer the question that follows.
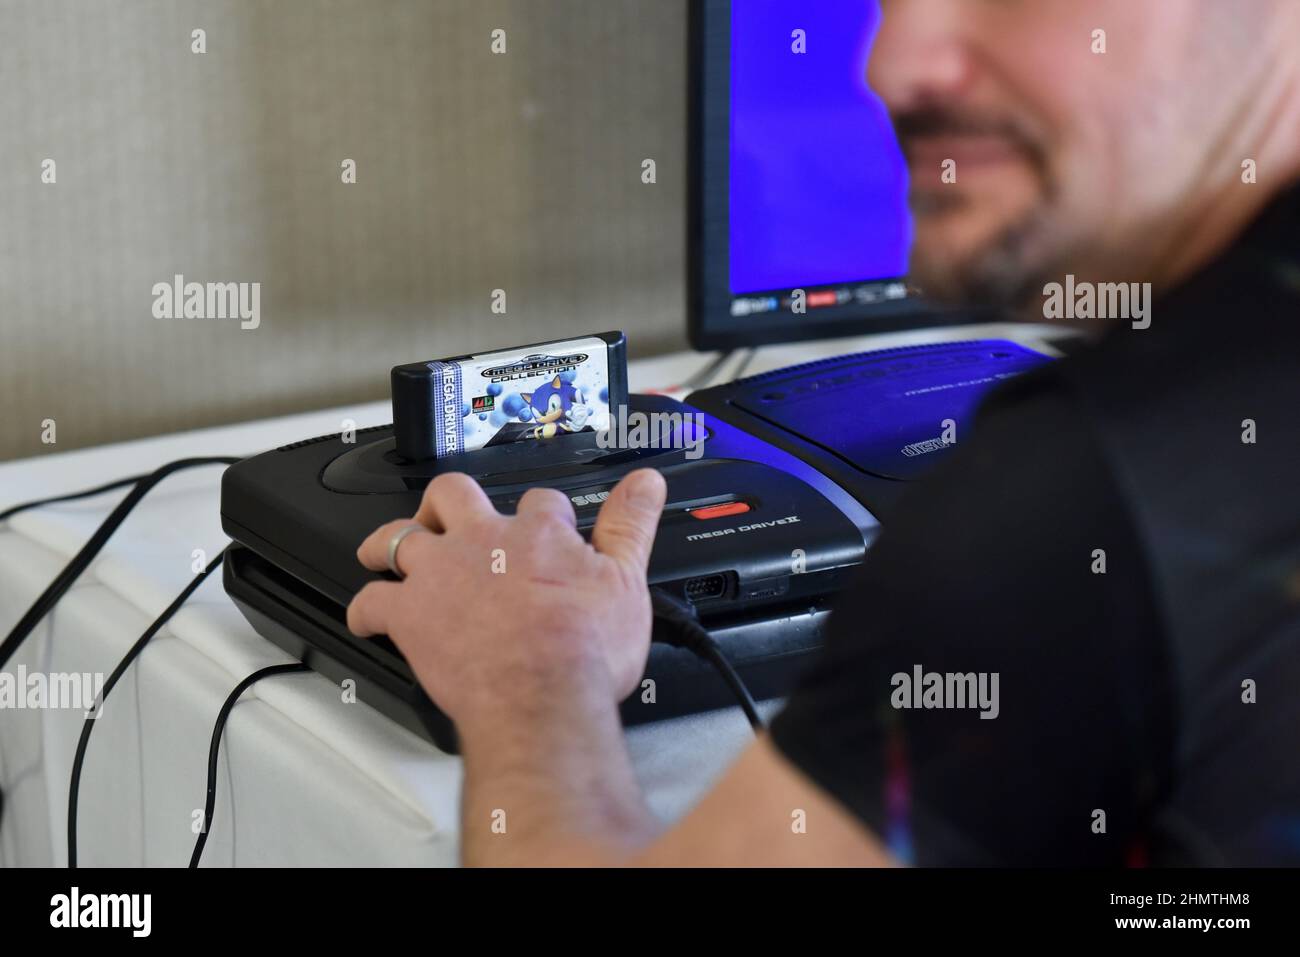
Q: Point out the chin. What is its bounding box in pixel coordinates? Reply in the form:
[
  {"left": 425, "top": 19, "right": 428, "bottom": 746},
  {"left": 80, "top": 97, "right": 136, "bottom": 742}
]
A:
[{"left": 911, "top": 198, "right": 1054, "bottom": 306}]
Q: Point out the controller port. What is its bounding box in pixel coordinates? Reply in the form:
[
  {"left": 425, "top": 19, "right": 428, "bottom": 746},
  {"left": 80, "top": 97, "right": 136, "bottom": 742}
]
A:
[{"left": 684, "top": 574, "right": 728, "bottom": 603}]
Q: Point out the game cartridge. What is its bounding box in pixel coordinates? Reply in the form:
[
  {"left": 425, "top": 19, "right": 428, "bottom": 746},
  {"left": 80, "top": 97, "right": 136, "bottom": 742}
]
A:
[{"left": 391, "top": 331, "right": 627, "bottom": 461}]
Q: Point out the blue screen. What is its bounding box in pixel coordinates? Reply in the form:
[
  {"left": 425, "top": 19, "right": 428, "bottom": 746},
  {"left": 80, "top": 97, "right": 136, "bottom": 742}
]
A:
[{"left": 729, "top": 1, "right": 911, "bottom": 295}]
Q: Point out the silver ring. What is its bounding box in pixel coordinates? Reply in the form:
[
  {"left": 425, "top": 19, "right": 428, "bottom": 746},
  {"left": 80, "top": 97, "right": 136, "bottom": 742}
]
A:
[{"left": 386, "top": 524, "right": 425, "bottom": 579}]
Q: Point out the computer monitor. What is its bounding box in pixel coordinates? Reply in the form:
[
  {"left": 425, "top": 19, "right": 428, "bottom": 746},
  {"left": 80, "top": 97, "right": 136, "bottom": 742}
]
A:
[{"left": 688, "top": 0, "right": 972, "bottom": 350}]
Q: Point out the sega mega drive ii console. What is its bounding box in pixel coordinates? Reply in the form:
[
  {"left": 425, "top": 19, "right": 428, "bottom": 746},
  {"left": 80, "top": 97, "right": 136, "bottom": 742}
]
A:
[
  {"left": 221, "top": 337, "right": 1051, "bottom": 752},
  {"left": 221, "top": 391, "right": 877, "bottom": 752}
]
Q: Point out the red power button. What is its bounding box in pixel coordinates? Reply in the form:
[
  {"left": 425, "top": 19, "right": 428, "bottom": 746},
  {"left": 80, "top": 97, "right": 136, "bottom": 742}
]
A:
[{"left": 689, "top": 501, "right": 751, "bottom": 521}]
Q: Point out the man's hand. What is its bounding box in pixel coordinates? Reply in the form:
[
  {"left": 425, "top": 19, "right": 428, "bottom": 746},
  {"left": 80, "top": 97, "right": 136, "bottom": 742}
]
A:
[
  {"left": 346, "top": 468, "right": 668, "bottom": 731},
  {"left": 344, "top": 464, "right": 889, "bottom": 867}
]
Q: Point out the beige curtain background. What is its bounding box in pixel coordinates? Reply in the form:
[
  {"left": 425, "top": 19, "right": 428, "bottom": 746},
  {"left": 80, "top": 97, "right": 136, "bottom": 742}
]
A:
[{"left": 0, "top": 0, "right": 688, "bottom": 461}]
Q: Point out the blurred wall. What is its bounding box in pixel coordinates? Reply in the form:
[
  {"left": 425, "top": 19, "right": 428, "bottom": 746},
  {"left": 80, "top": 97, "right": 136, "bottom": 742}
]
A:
[{"left": 0, "top": 0, "right": 688, "bottom": 460}]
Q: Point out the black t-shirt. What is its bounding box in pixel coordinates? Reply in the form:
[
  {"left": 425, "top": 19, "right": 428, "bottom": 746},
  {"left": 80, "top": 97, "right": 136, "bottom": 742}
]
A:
[{"left": 771, "top": 185, "right": 1300, "bottom": 866}]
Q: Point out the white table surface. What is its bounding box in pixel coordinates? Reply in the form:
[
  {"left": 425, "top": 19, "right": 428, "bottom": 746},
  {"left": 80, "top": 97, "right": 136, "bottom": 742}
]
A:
[{"left": 0, "top": 324, "right": 1064, "bottom": 867}]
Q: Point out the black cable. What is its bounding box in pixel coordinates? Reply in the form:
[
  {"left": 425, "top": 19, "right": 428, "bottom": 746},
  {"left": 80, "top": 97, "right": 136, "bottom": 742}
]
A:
[
  {"left": 66, "top": 548, "right": 228, "bottom": 869},
  {"left": 0, "top": 456, "right": 240, "bottom": 671},
  {"left": 0, "top": 460, "right": 238, "bottom": 862},
  {"left": 650, "top": 588, "right": 764, "bottom": 731},
  {"left": 692, "top": 639, "right": 763, "bottom": 730},
  {"left": 675, "top": 350, "right": 736, "bottom": 391},
  {"left": 729, "top": 348, "right": 757, "bottom": 381},
  {"left": 0, "top": 473, "right": 148, "bottom": 522},
  {"left": 190, "top": 662, "right": 309, "bottom": 868}
]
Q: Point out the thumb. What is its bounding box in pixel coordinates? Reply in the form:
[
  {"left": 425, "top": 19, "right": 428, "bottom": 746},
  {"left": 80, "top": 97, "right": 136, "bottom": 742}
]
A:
[{"left": 591, "top": 469, "right": 667, "bottom": 578}]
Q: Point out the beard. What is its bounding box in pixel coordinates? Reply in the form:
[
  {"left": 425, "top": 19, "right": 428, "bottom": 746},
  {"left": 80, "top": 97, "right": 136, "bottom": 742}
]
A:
[
  {"left": 906, "top": 186, "right": 1077, "bottom": 317},
  {"left": 893, "top": 106, "right": 1069, "bottom": 314}
]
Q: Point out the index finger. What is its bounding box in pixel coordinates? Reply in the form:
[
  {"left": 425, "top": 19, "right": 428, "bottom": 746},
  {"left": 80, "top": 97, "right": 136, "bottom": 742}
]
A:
[{"left": 415, "top": 472, "right": 498, "bottom": 532}]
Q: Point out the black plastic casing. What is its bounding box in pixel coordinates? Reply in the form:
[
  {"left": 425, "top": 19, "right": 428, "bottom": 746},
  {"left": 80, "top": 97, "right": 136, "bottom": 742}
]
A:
[
  {"left": 687, "top": 339, "right": 1055, "bottom": 521},
  {"left": 220, "top": 394, "right": 876, "bottom": 752}
]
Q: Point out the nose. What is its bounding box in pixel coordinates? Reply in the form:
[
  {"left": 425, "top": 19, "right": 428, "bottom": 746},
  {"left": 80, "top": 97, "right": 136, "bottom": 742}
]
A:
[{"left": 869, "top": 0, "right": 976, "bottom": 114}]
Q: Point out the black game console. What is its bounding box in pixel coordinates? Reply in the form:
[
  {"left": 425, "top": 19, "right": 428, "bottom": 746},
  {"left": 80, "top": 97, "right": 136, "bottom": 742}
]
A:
[
  {"left": 221, "top": 393, "right": 877, "bottom": 751},
  {"left": 220, "top": 338, "right": 1052, "bottom": 752}
]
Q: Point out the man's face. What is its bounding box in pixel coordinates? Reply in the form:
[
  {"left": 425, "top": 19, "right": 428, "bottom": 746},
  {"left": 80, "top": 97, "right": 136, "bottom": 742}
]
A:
[{"left": 868, "top": 0, "right": 1271, "bottom": 308}]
